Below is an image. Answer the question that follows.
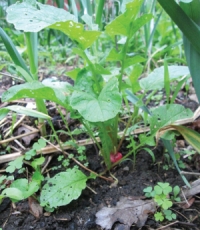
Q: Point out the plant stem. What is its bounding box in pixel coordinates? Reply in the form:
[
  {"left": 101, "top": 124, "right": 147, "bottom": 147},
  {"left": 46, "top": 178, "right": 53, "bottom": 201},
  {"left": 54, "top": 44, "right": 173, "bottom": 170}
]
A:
[
  {"left": 25, "top": 32, "right": 38, "bottom": 80},
  {"left": 81, "top": 120, "right": 102, "bottom": 150},
  {"left": 42, "top": 136, "right": 114, "bottom": 182},
  {"left": 57, "top": 106, "right": 75, "bottom": 142},
  {"left": 117, "top": 107, "right": 138, "bottom": 152},
  {"left": 95, "top": 0, "right": 106, "bottom": 30},
  {"left": 25, "top": 32, "right": 47, "bottom": 136},
  {"left": 82, "top": 51, "right": 101, "bottom": 93}
]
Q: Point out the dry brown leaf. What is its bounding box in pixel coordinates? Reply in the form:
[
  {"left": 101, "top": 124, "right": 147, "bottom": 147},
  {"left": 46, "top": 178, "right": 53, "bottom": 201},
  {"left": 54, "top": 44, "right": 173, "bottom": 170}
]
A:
[
  {"left": 17, "top": 127, "right": 38, "bottom": 146},
  {"left": 179, "top": 197, "right": 195, "bottom": 209},
  {"left": 28, "top": 196, "right": 43, "bottom": 218},
  {"left": 96, "top": 197, "right": 156, "bottom": 230}
]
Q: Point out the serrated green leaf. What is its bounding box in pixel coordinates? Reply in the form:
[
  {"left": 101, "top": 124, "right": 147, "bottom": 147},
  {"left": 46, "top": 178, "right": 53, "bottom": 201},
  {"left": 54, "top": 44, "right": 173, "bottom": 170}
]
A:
[
  {"left": 40, "top": 169, "right": 88, "bottom": 208},
  {"left": 70, "top": 77, "right": 121, "bottom": 122}
]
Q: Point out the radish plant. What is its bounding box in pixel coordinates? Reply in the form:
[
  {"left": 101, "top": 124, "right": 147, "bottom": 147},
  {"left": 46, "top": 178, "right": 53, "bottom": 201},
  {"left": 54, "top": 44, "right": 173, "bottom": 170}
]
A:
[{"left": 1, "top": 0, "right": 200, "bottom": 210}]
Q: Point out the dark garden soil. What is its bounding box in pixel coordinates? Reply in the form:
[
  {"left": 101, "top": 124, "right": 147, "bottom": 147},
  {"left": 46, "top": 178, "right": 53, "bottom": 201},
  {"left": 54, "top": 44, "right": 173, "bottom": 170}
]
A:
[{"left": 0, "top": 74, "right": 200, "bottom": 230}]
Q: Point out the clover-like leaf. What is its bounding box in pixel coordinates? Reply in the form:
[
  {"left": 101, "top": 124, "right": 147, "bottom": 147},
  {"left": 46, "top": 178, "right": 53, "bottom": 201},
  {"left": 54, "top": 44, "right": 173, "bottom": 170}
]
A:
[{"left": 70, "top": 77, "right": 121, "bottom": 122}]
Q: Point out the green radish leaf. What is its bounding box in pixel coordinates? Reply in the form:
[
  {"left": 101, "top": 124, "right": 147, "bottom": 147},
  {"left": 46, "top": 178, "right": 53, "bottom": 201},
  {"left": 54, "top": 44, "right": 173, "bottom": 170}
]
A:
[
  {"left": 6, "top": 1, "right": 100, "bottom": 49},
  {"left": 40, "top": 169, "right": 88, "bottom": 208},
  {"left": 50, "top": 21, "right": 101, "bottom": 49},
  {"left": 70, "top": 77, "right": 121, "bottom": 122},
  {"left": 149, "top": 104, "right": 193, "bottom": 134},
  {"left": 124, "top": 55, "right": 146, "bottom": 68},
  {"left": 11, "top": 179, "right": 39, "bottom": 199},
  {"left": 2, "top": 81, "right": 72, "bottom": 108},
  {"left": 140, "top": 65, "right": 190, "bottom": 91},
  {"left": 6, "top": 1, "right": 76, "bottom": 32},
  {"left": 2, "top": 178, "right": 40, "bottom": 202},
  {"left": 106, "top": 48, "right": 123, "bottom": 61},
  {"left": 105, "top": 0, "right": 145, "bottom": 36},
  {"left": 0, "top": 105, "right": 51, "bottom": 119},
  {"left": 2, "top": 188, "right": 24, "bottom": 201}
]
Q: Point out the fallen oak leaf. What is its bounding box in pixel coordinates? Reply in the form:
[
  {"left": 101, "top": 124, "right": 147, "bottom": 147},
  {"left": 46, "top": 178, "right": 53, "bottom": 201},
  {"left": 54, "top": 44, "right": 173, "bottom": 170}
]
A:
[
  {"left": 17, "top": 127, "right": 39, "bottom": 146},
  {"left": 179, "top": 197, "right": 195, "bottom": 209},
  {"left": 28, "top": 196, "right": 43, "bottom": 218},
  {"left": 96, "top": 196, "right": 156, "bottom": 230}
]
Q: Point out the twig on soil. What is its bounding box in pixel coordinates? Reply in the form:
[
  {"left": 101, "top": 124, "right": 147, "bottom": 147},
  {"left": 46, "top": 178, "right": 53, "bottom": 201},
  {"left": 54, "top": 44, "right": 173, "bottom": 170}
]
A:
[
  {"left": 156, "top": 220, "right": 179, "bottom": 229},
  {"left": 4, "top": 115, "right": 26, "bottom": 138},
  {"left": 180, "top": 171, "right": 200, "bottom": 176},
  {"left": 41, "top": 137, "right": 114, "bottom": 183},
  {"left": 181, "top": 188, "right": 190, "bottom": 207},
  {"left": 41, "top": 155, "right": 53, "bottom": 174},
  {"left": 14, "top": 139, "right": 26, "bottom": 150},
  {"left": 171, "top": 207, "right": 190, "bottom": 222},
  {"left": 1, "top": 108, "right": 200, "bottom": 164},
  {"left": 0, "top": 129, "right": 39, "bottom": 145},
  {"left": 86, "top": 185, "right": 97, "bottom": 194}
]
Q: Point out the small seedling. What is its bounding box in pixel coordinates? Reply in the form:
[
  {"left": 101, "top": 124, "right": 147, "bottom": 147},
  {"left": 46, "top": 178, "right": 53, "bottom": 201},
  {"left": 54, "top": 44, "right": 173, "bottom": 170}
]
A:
[{"left": 143, "top": 182, "right": 180, "bottom": 222}]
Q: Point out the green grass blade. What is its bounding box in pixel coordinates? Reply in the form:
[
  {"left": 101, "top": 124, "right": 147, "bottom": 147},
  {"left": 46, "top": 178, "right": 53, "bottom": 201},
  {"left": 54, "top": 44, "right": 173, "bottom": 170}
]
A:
[
  {"left": 0, "top": 27, "right": 31, "bottom": 75},
  {"left": 171, "top": 125, "right": 200, "bottom": 155},
  {"left": 95, "top": 0, "right": 105, "bottom": 30},
  {"left": 183, "top": 36, "right": 200, "bottom": 102},
  {"left": 162, "top": 138, "right": 190, "bottom": 188},
  {"left": 180, "top": 0, "right": 200, "bottom": 102},
  {"left": 164, "top": 58, "right": 170, "bottom": 104},
  {"left": 158, "top": 0, "right": 200, "bottom": 54},
  {"left": 25, "top": 32, "right": 38, "bottom": 80}
]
